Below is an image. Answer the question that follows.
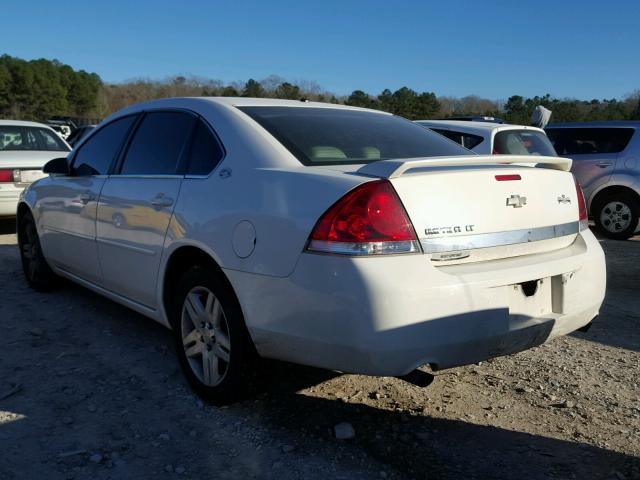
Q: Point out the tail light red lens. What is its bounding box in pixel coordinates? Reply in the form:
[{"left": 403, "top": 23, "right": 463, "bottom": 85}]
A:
[
  {"left": 307, "top": 180, "right": 420, "bottom": 255},
  {"left": 0, "top": 169, "right": 13, "bottom": 182},
  {"left": 574, "top": 176, "right": 588, "bottom": 230}
]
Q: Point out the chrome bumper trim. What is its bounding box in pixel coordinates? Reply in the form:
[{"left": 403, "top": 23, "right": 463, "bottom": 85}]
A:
[{"left": 420, "top": 221, "right": 580, "bottom": 254}]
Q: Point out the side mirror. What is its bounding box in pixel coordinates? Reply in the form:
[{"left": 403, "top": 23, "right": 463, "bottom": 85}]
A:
[{"left": 43, "top": 157, "right": 70, "bottom": 176}]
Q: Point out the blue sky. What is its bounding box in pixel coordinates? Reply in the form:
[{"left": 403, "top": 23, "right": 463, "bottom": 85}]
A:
[{"left": 1, "top": 0, "right": 639, "bottom": 100}]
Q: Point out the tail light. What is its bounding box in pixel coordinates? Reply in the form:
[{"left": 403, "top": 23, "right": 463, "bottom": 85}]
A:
[
  {"left": 574, "top": 176, "right": 588, "bottom": 231},
  {"left": 306, "top": 180, "right": 421, "bottom": 255},
  {"left": 0, "top": 169, "right": 13, "bottom": 183}
]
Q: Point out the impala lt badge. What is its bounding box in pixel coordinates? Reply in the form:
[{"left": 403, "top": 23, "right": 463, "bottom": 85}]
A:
[
  {"left": 425, "top": 224, "right": 475, "bottom": 236},
  {"left": 557, "top": 195, "right": 571, "bottom": 204},
  {"left": 506, "top": 194, "right": 527, "bottom": 208}
]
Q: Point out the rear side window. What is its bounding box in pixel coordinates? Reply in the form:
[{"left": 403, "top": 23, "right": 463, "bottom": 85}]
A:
[
  {"left": 239, "top": 106, "right": 469, "bottom": 165},
  {"left": 72, "top": 116, "right": 136, "bottom": 176},
  {"left": 0, "top": 126, "right": 68, "bottom": 152},
  {"left": 120, "top": 111, "right": 195, "bottom": 175},
  {"left": 432, "top": 129, "right": 484, "bottom": 150},
  {"left": 186, "top": 120, "right": 224, "bottom": 175},
  {"left": 546, "top": 128, "right": 635, "bottom": 155},
  {"left": 493, "top": 130, "right": 556, "bottom": 156}
]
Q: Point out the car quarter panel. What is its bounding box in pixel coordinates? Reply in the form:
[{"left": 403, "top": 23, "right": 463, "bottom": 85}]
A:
[{"left": 165, "top": 166, "right": 367, "bottom": 279}]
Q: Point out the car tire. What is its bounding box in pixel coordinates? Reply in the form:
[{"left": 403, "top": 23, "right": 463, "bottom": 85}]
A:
[
  {"left": 170, "top": 265, "right": 258, "bottom": 405},
  {"left": 593, "top": 192, "right": 640, "bottom": 240},
  {"left": 18, "top": 212, "right": 57, "bottom": 291}
]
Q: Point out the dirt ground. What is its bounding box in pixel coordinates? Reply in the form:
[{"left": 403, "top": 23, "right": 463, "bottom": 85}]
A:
[{"left": 0, "top": 218, "right": 638, "bottom": 480}]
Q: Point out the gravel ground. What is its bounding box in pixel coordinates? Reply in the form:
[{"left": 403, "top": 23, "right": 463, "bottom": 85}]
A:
[{"left": 0, "top": 218, "right": 638, "bottom": 480}]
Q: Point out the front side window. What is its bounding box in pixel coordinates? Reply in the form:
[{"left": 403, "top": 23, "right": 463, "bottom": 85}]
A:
[
  {"left": 239, "top": 107, "right": 469, "bottom": 165},
  {"left": 72, "top": 115, "right": 137, "bottom": 176},
  {"left": 546, "top": 127, "right": 635, "bottom": 155},
  {"left": 493, "top": 130, "right": 557, "bottom": 156},
  {"left": 186, "top": 120, "right": 225, "bottom": 175},
  {"left": 0, "top": 126, "right": 69, "bottom": 152},
  {"left": 120, "top": 111, "right": 195, "bottom": 175}
]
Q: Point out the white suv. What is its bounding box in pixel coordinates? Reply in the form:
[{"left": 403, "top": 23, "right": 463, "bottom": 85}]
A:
[{"left": 416, "top": 120, "right": 556, "bottom": 156}]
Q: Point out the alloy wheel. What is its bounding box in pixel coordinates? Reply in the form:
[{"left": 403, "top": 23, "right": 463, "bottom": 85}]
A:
[
  {"left": 600, "top": 201, "right": 632, "bottom": 233},
  {"left": 180, "top": 286, "right": 231, "bottom": 387}
]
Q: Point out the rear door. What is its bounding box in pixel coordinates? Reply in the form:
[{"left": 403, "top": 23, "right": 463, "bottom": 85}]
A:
[
  {"left": 546, "top": 127, "right": 634, "bottom": 199},
  {"left": 38, "top": 115, "right": 137, "bottom": 283},
  {"left": 96, "top": 110, "right": 196, "bottom": 308}
]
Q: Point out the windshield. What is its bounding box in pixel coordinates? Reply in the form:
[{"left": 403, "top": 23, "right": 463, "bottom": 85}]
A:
[
  {"left": 0, "top": 125, "right": 69, "bottom": 152},
  {"left": 239, "top": 106, "right": 470, "bottom": 165},
  {"left": 493, "top": 129, "right": 556, "bottom": 156}
]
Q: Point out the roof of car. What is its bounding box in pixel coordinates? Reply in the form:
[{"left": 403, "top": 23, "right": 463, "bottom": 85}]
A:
[
  {"left": 116, "top": 96, "right": 390, "bottom": 114},
  {"left": 0, "top": 119, "right": 56, "bottom": 128},
  {"left": 546, "top": 121, "right": 640, "bottom": 128},
  {"left": 415, "top": 120, "right": 544, "bottom": 135},
  {"left": 204, "top": 97, "right": 389, "bottom": 111},
  {"left": 102, "top": 97, "right": 395, "bottom": 127}
]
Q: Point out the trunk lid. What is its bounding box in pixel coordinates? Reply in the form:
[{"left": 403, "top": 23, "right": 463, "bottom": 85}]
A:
[{"left": 357, "top": 155, "right": 581, "bottom": 264}]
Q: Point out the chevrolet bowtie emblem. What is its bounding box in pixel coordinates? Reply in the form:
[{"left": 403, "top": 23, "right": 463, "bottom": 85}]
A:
[{"left": 506, "top": 194, "right": 527, "bottom": 208}]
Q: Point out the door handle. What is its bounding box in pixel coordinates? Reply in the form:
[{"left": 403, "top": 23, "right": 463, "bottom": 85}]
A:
[
  {"left": 150, "top": 195, "right": 174, "bottom": 208},
  {"left": 79, "top": 191, "right": 95, "bottom": 204},
  {"left": 597, "top": 162, "right": 613, "bottom": 168}
]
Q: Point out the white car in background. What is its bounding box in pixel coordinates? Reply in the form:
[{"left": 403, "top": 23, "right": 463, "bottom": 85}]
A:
[
  {"left": 0, "top": 120, "right": 70, "bottom": 217},
  {"left": 416, "top": 120, "right": 557, "bottom": 156},
  {"left": 17, "top": 98, "right": 605, "bottom": 404}
]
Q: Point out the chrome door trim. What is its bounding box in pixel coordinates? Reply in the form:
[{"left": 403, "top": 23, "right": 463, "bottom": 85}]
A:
[
  {"left": 96, "top": 237, "right": 156, "bottom": 256},
  {"left": 420, "top": 221, "right": 580, "bottom": 254},
  {"left": 106, "top": 174, "right": 185, "bottom": 179},
  {"left": 42, "top": 225, "right": 95, "bottom": 241}
]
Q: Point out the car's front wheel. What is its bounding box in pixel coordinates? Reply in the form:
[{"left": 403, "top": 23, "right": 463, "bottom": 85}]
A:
[
  {"left": 170, "top": 266, "right": 257, "bottom": 405},
  {"left": 18, "top": 212, "right": 56, "bottom": 291},
  {"left": 593, "top": 192, "right": 640, "bottom": 240}
]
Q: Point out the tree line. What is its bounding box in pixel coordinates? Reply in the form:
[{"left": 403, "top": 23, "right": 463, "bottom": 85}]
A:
[
  {"left": 1, "top": 54, "right": 639, "bottom": 124},
  {"left": 0, "top": 54, "right": 101, "bottom": 120}
]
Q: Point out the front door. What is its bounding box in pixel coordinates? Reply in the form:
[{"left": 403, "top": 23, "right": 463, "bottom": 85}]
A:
[
  {"left": 96, "top": 111, "right": 196, "bottom": 308},
  {"left": 38, "top": 115, "right": 138, "bottom": 284}
]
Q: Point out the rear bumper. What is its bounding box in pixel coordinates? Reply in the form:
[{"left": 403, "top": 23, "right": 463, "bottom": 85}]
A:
[{"left": 226, "top": 230, "right": 606, "bottom": 376}]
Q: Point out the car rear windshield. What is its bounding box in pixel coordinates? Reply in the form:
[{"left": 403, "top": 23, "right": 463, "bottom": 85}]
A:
[
  {"left": 545, "top": 127, "right": 635, "bottom": 155},
  {"left": 0, "top": 126, "right": 69, "bottom": 152},
  {"left": 493, "top": 129, "right": 556, "bottom": 156},
  {"left": 238, "top": 106, "right": 470, "bottom": 165}
]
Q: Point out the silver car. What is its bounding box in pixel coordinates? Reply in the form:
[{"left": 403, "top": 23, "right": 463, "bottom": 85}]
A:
[{"left": 546, "top": 122, "right": 640, "bottom": 239}]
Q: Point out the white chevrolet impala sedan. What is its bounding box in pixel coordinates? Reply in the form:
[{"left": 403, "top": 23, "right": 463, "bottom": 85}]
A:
[{"left": 17, "top": 98, "right": 606, "bottom": 404}]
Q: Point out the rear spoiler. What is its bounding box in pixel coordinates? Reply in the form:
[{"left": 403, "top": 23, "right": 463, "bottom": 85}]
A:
[{"left": 357, "top": 155, "right": 572, "bottom": 179}]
